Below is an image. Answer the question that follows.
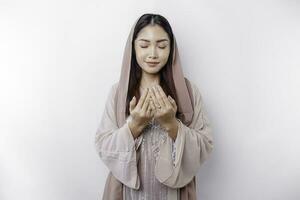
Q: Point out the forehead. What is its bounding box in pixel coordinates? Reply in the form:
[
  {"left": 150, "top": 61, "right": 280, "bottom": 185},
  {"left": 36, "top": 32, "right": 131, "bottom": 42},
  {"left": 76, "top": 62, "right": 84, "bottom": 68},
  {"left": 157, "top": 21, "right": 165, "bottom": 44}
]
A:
[{"left": 136, "top": 25, "right": 169, "bottom": 41}]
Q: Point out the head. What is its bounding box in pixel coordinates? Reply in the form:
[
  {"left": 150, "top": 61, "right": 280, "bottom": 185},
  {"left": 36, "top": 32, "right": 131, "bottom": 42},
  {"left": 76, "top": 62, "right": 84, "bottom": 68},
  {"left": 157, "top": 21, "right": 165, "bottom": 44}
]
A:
[
  {"left": 126, "top": 13, "right": 178, "bottom": 117},
  {"left": 134, "top": 23, "right": 171, "bottom": 74}
]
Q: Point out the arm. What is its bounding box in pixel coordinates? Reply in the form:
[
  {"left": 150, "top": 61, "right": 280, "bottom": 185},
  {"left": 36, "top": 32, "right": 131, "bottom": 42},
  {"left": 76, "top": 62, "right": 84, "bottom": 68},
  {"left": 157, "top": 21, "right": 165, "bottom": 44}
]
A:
[
  {"left": 94, "top": 83, "right": 141, "bottom": 189},
  {"left": 154, "top": 82, "right": 214, "bottom": 188}
]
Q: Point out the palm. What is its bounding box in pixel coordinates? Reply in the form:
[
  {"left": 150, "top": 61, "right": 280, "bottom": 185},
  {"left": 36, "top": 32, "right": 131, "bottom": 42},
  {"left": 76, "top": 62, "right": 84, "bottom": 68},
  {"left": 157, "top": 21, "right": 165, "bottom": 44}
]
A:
[{"left": 149, "top": 85, "right": 177, "bottom": 125}]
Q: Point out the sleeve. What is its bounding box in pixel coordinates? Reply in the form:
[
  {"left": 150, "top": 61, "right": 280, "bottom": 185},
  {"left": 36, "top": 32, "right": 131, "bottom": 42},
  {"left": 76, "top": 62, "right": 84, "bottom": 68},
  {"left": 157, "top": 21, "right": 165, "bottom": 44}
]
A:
[
  {"left": 94, "top": 83, "right": 141, "bottom": 189},
  {"left": 154, "top": 82, "right": 214, "bottom": 188}
]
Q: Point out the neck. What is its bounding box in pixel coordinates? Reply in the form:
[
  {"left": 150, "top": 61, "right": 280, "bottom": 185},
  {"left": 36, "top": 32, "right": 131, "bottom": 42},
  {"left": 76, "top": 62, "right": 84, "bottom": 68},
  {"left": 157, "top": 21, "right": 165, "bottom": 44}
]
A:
[{"left": 140, "top": 71, "right": 160, "bottom": 89}]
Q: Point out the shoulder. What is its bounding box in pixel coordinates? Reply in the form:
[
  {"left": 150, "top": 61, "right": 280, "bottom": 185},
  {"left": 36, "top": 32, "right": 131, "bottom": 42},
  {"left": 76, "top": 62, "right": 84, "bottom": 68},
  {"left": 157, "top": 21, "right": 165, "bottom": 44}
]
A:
[
  {"left": 184, "top": 78, "right": 203, "bottom": 107},
  {"left": 184, "top": 78, "right": 202, "bottom": 97},
  {"left": 105, "top": 82, "right": 119, "bottom": 101},
  {"left": 109, "top": 82, "right": 119, "bottom": 93},
  {"left": 111, "top": 82, "right": 119, "bottom": 91}
]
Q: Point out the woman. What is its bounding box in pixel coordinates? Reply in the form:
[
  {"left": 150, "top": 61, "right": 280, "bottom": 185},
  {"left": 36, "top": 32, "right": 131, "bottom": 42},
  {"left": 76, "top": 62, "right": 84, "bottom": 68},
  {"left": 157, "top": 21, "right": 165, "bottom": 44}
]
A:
[{"left": 95, "top": 13, "right": 214, "bottom": 200}]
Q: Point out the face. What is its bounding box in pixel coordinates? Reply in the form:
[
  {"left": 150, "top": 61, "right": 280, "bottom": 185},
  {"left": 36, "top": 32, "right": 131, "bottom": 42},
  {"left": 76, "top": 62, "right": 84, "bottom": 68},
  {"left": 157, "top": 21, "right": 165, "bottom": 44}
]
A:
[{"left": 134, "top": 24, "right": 171, "bottom": 75}]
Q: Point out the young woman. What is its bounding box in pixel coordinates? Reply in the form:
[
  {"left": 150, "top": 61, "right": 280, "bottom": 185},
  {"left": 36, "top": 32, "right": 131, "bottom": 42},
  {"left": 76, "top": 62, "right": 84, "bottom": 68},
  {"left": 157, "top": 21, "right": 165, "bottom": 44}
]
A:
[{"left": 95, "top": 13, "right": 214, "bottom": 200}]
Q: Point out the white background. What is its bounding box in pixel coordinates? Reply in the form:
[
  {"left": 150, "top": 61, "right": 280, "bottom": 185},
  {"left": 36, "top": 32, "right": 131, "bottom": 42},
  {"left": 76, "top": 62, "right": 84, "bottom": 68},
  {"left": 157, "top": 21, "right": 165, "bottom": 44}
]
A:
[{"left": 1, "top": 0, "right": 299, "bottom": 199}]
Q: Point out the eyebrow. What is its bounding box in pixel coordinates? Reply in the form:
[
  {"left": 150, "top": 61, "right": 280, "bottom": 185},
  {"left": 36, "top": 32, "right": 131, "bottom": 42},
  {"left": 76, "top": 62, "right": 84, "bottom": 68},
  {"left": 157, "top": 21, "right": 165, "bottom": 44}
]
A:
[{"left": 138, "top": 39, "right": 169, "bottom": 43}]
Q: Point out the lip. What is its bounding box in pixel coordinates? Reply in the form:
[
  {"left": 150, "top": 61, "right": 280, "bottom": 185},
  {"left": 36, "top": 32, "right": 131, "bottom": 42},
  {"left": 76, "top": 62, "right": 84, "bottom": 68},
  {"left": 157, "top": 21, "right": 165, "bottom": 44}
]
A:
[{"left": 146, "top": 61, "right": 160, "bottom": 66}]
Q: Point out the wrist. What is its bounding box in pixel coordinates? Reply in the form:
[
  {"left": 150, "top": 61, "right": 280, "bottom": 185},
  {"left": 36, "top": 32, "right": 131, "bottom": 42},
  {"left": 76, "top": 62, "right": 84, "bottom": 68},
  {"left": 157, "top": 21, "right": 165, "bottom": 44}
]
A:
[
  {"left": 163, "top": 118, "right": 179, "bottom": 140},
  {"left": 128, "top": 120, "right": 144, "bottom": 139},
  {"left": 164, "top": 118, "right": 178, "bottom": 129}
]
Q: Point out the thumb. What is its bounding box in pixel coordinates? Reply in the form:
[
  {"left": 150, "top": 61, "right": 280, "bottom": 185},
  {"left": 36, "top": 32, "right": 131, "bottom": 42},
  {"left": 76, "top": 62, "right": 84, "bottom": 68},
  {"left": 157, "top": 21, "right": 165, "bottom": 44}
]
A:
[{"left": 129, "top": 96, "right": 136, "bottom": 113}]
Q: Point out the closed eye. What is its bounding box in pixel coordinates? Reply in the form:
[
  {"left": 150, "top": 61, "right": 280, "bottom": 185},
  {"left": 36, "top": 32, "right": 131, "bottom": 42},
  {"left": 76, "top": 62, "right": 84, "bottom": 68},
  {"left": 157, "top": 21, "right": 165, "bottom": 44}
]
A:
[{"left": 140, "top": 46, "right": 167, "bottom": 49}]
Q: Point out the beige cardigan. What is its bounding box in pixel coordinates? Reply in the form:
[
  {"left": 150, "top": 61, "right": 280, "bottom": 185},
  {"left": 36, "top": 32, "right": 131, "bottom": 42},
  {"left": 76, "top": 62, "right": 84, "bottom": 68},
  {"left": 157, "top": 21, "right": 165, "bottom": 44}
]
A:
[{"left": 95, "top": 80, "right": 214, "bottom": 199}]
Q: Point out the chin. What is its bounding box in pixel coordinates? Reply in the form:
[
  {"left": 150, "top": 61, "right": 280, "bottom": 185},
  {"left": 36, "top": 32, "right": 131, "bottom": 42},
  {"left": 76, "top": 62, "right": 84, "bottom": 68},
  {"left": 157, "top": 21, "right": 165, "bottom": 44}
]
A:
[
  {"left": 141, "top": 65, "right": 164, "bottom": 74},
  {"left": 144, "top": 68, "right": 161, "bottom": 75}
]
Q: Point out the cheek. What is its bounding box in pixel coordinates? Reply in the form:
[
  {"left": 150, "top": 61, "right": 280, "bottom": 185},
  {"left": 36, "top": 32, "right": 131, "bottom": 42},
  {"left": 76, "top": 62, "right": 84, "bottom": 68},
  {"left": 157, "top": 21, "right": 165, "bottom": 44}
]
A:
[
  {"left": 135, "top": 51, "right": 145, "bottom": 63},
  {"left": 159, "top": 50, "right": 170, "bottom": 63},
  {"left": 135, "top": 48, "right": 146, "bottom": 58}
]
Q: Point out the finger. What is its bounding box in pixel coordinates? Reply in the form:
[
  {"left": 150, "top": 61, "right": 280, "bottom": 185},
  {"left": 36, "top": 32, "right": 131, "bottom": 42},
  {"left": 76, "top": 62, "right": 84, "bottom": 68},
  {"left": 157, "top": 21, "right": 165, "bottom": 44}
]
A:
[
  {"left": 153, "top": 85, "right": 166, "bottom": 108},
  {"left": 141, "top": 90, "right": 151, "bottom": 112},
  {"left": 156, "top": 85, "right": 172, "bottom": 108},
  {"left": 150, "top": 100, "right": 155, "bottom": 110},
  {"left": 136, "top": 87, "right": 149, "bottom": 109},
  {"left": 146, "top": 100, "right": 153, "bottom": 116},
  {"left": 149, "top": 87, "right": 161, "bottom": 109},
  {"left": 168, "top": 96, "right": 173, "bottom": 107},
  {"left": 171, "top": 97, "right": 177, "bottom": 111},
  {"left": 129, "top": 96, "right": 136, "bottom": 113},
  {"left": 150, "top": 99, "right": 157, "bottom": 113},
  {"left": 150, "top": 106, "right": 155, "bottom": 116},
  {"left": 150, "top": 100, "right": 157, "bottom": 114},
  {"left": 152, "top": 86, "right": 164, "bottom": 108},
  {"left": 146, "top": 99, "right": 152, "bottom": 116},
  {"left": 168, "top": 96, "right": 177, "bottom": 110}
]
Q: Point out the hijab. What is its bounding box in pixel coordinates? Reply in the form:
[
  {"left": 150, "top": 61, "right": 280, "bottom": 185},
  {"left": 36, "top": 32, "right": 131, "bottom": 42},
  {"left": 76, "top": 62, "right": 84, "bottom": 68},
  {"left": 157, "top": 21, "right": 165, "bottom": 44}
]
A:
[
  {"left": 115, "top": 16, "right": 194, "bottom": 127},
  {"left": 102, "top": 15, "right": 197, "bottom": 200}
]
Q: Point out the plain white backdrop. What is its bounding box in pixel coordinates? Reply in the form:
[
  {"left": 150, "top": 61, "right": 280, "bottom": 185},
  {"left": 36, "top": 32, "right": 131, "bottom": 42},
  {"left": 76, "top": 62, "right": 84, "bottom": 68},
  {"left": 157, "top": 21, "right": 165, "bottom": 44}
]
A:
[{"left": 1, "top": 0, "right": 299, "bottom": 199}]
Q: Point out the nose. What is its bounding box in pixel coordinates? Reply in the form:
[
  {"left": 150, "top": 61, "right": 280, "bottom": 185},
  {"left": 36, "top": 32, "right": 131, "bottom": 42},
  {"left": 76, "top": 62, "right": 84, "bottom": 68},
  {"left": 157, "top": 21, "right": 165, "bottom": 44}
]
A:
[{"left": 149, "top": 46, "right": 158, "bottom": 59}]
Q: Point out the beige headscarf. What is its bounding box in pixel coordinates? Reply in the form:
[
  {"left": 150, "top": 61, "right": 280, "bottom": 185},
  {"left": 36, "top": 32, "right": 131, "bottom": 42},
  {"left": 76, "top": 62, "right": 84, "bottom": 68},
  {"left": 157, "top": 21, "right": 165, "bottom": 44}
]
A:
[
  {"left": 102, "top": 15, "right": 197, "bottom": 200},
  {"left": 115, "top": 16, "right": 194, "bottom": 127}
]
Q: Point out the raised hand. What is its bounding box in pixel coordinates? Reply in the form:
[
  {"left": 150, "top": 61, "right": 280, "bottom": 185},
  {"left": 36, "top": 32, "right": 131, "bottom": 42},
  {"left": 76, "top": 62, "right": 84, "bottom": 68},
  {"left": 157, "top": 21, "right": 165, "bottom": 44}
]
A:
[
  {"left": 128, "top": 88, "right": 155, "bottom": 139},
  {"left": 149, "top": 85, "right": 179, "bottom": 140}
]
